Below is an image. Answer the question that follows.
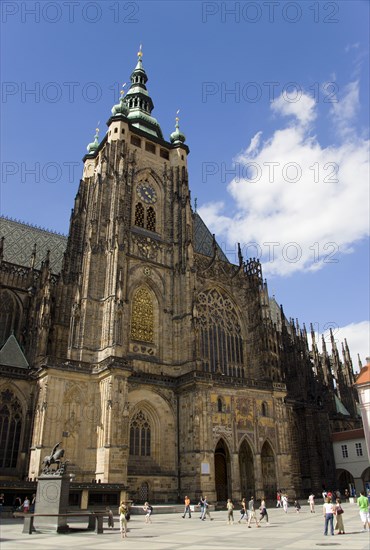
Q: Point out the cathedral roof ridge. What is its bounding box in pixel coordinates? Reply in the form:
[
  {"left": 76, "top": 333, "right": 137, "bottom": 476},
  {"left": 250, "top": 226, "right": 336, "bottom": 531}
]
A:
[{"left": 0, "top": 215, "right": 67, "bottom": 237}]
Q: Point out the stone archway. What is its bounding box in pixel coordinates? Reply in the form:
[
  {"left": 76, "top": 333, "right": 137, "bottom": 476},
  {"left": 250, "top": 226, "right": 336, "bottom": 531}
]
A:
[
  {"left": 214, "top": 439, "right": 230, "bottom": 502},
  {"left": 239, "top": 438, "right": 255, "bottom": 499},
  {"left": 261, "top": 441, "right": 276, "bottom": 499},
  {"left": 337, "top": 469, "right": 355, "bottom": 494}
]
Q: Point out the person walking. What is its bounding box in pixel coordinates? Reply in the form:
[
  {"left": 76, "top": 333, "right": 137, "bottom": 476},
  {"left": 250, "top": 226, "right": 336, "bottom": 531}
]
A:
[
  {"left": 282, "top": 493, "right": 288, "bottom": 513},
  {"left": 247, "top": 496, "right": 260, "bottom": 528},
  {"left": 294, "top": 499, "right": 301, "bottom": 513},
  {"left": 259, "top": 498, "right": 269, "bottom": 525},
  {"left": 198, "top": 496, "right": 205, "bottom": 519},
  {"left": 226, "top": 498, "right": 234, "bottom": 524},
  {"left": 334, "top": 498, "right": 345, "bottom": 535},
  {"left": 200, "top": 496, "right": 213, "bottom": 520},
  {"left": 118, "top": 501, "right": 128, "bottom": 538},
  {"left": 323, "top": 497, "right": 335, "bottom": 536},
  {"left": 238, "top": 498, "right": 248, "bottom": 523},
  {"left": 276, "top": 491, "right": 282, "bottom": 508},
  {"left": 143, "top": 501, "right": 153, "bottom": 523},
  {"left": 357, "top": 491, "right": 370, "bottom": 532},
  {"left": 182, "top": 495, "right": 191, "bottom": 518},
  {"left": 308, "top": 493, "right": 315, "bottom": 513}
]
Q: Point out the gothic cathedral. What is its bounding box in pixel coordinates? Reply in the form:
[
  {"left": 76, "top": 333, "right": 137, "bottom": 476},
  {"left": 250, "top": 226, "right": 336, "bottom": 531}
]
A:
[{"left": 0, "top": 51, "right": 361, "bottom": 506}]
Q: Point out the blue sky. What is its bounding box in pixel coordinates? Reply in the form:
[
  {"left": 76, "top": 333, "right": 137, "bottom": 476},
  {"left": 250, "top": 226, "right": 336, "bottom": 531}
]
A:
[{"left": 1, "top": 0, "right": 369, "bottom": 365}]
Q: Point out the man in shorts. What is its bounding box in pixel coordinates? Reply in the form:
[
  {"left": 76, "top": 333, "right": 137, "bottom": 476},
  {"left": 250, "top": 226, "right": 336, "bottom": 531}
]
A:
[{"left": 357, "top": 491, "right": 370, "bottom": 532}]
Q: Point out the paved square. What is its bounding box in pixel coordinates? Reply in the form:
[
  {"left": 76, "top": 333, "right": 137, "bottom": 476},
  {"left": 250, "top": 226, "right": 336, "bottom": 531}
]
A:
[{"left": 1, "top": 503, "right": 369, "bottom": 549}]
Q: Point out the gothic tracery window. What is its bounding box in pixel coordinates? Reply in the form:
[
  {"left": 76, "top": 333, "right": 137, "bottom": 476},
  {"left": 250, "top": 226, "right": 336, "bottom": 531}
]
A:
[
  {"left": 135, "top": 202, "right": 145, "bottom": 228},
  {"left": 0, "top": 390, "right": 22, "bottom": 469},
  {"left": 197, "top": 288, "right": 244, "bottom": 377},
  {"left": 130, "top": 287, "right": 154, "bottom": 343},
  {"left": 129, "top": 410, "right": 151, "bottom": 456},
  {"left": 146, "top": 207, "right": 156, "bottom": 232}
]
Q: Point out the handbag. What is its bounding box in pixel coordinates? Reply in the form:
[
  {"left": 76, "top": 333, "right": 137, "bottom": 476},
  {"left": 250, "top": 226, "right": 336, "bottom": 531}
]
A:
[{"left": 337, "top": 507, "right": 344, "bottom": 515}]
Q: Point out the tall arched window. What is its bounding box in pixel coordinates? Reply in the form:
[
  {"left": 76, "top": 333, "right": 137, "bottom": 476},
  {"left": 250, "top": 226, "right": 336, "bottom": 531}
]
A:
[
  {"left": 146, "top": 207, "right": 156, "bottom": 232},
  {"left": 130, "top": 287, "right": 154, "bottom": 343},
  {"left": 0, "top": 389, "right": 22, "bottom": 468},
  {"left": 196, "top": 288, "right": 244, "bottom": 377},
  {"left": 129, "top": 410, "right": 151, "bottom": 456},
  {"left": 134, "top": 202, "right": 145, "bottom": 227}
]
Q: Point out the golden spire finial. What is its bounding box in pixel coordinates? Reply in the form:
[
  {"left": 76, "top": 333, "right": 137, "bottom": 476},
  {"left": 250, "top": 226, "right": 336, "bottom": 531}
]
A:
[
  {"left": 176, "top": 109, "right": 180, "bottom": 125},
  {"left": 120, "top": 83, "right": 127, "bottom": 97},
  {"left": 138, "top": 44, "right": 143, "bottom": 58}
]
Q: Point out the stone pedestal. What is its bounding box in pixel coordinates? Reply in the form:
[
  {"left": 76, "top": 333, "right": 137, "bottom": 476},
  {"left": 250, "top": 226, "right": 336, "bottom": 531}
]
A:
[{"left": 34, "top": 474, "right": 70, "bottom": 532}]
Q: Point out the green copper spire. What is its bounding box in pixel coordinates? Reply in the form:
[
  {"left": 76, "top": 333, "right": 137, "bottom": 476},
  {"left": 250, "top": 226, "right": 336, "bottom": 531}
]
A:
[
  {"left": 125, "top": 46, "right": 163, "bottom": 139},
  {"left": 86, "top": 127, "right": 100, "bottom": 154},
  {"left": 111, "top": 83, "right": 129, "bottom": 116},
  {"left": 170, "top": 110, "right": 186, "bottom": 144}
]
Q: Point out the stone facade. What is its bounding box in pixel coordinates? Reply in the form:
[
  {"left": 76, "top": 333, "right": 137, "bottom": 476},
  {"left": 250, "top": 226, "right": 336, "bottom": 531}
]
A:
[{"left": 0, "top": 53, "right": 362, "bottom": 505}]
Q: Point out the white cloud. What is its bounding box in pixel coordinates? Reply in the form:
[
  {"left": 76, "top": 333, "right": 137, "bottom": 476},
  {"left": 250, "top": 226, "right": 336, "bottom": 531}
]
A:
[
  {"left": 199, "top": 82, "right": 369, "bottom": 277},
  {"left": 345, "top": 42, "right": 360, "bottom": 53},
  {"left": 271, "top": 91, "right": 316, "bottom": 126},
  {"left": 330, "top": 81, "right": 360, "bottom": 138},
  {"left": 311, "top": 320, "right": 370, "bottom": 373}
]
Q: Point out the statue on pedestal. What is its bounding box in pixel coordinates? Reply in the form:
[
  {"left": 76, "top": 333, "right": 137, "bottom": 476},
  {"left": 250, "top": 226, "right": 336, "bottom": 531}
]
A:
[{"left": 41, "top": 442, "right": 68, "bottom": 475}]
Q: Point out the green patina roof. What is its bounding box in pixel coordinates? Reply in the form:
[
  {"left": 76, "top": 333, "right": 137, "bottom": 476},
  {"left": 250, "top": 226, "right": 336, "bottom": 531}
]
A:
[{"left": 0, "top": 334, "right": 29, "bottom": 368}]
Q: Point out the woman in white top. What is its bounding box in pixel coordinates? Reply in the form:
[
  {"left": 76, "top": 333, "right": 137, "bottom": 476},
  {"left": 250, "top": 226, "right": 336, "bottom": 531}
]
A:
[{"left": 323, "top": 498, "right": 335, "bottom": 536}]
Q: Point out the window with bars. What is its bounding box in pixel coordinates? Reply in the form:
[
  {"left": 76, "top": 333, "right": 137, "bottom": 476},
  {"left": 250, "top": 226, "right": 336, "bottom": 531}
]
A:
[
  {"left": 0, "top": 390, "right": 22, "bottom": 469},
  {"left": 129, "top": 411, "right": 151, "bottom": 456},
  {"left": 355, "top": 442, "right": 363, "bottom": 457},
  {"left": 135, "top": 202, "right": 145, "bottom": 228},
  {"left": 134, "top": 203, "right": 157, "bottom": 233},
  {"left": 146, "top": 207, "right": 156, "bottom": 232},
  {"left": 341, "top": 444, "right": 348, "bottom": 458},
  {"left": 196, "top": 288, "right": 244, "bottom": 377}
]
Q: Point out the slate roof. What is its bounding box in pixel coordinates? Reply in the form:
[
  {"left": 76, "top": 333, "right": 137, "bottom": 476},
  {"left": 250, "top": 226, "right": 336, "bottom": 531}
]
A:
[
  {"left": 0, "top": 334, "right": 29, "bottom": 369},
  {"left": 0, "top": 213, "right": 228, "bottom": 273},
  {"left": 0, "top": 216, "right": 67, "bottom": 273}
]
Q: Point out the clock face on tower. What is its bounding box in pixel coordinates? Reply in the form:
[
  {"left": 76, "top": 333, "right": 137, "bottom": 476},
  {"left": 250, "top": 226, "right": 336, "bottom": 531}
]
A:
[{"left": 137, "top": 183, "right": 157, "bottom": 204}]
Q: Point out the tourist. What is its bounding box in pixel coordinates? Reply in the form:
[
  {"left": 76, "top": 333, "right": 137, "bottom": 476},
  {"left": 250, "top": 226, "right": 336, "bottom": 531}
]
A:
[
  {"left": 107, "top": 506, "right": 114, "bottom": 529},
  {"left": 282, "top": 493, "right": 288, "bottom": 513},
  {"left": 13, "top": 496, "right": 22, "bottom": 513},
  {"left": 344, "top": 488, "right": 350, "bottom": 501},
  {"left": 334, "top": 498, "right": 345, "bottom": 535},
  {"left": 200, "top": 496, "right": 213, "bottom": 520},
  {"left": 238, "top": 497, "right": 247, "bottom": 523},
  {"left": 118, "top": 501, "right": 128, "bottom": 537},
  {"left": 357, "top": 491, "right": 370, "bottom": 532},
  {"left": 182, "top": 495, "right": 191, "bottom": 518},
  {"left": 247, "top": 496, "right": 260, "bottom": 528},
  {"left": 226, "top": 498, "right": 234, "bottom": 524},
  {"left": 22, "top": 496, "right": 30, "bottom": 513},
  {"left": 276, "top": 490, "right": 282, "bottom": 507},
  {"left": 143, "top": 501, "right": 153, "bottom": 523},
  {"left": 308, "top": 493, "right": 315, "bottom": 513},
  {"left": 294, "top": 499, "right": 301, "bottom": 513},
  {"left": 259, "top": 498, "right": 269, "bottom": 525},
  {"left": 198, "top": 495, "right": 205, "bottom": 519},
  {"left": 323, "top": 497, "right": 335, "bottom": 536}
]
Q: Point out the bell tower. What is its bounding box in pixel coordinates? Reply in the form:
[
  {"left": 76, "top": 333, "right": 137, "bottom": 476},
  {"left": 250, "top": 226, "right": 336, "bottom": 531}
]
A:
[{"left": 55, "top": 48, "right": 194, "bottom": 375}]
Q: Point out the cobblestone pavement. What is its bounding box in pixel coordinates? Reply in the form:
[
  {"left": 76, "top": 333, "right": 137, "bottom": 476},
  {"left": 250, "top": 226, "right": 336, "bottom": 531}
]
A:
[{"left": 1, "top": 503, "right": 369, "bottom": 549}]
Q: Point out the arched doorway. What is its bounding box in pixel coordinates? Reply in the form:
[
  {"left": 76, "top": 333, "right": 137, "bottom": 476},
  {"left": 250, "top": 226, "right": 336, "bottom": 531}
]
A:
[
  {"left": 214, "top": 439, "right": 230, "bottom": 502},
  {"left": 337, "top": 469, "right": 355, "bottom": 495},
  {"left": 261, "top": 441, "right": 277, "bottom": 499},
  {"left": 239, "top": 439, "right": 255, "bottom": 498}
]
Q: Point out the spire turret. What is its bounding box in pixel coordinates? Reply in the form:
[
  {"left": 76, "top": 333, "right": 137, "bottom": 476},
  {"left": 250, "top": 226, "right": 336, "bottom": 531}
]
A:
[
  {"left": 86, "top": 127, "right": 100, "bottom": 154},
  {"left": 170, "top": 110, "right": 186, "bottom": 144},
  {"left": 111, "top": 84, "right": 128, "bottom": 117},
  {"left": 124, "top": 46, "right": 163, "bottom": 139}
]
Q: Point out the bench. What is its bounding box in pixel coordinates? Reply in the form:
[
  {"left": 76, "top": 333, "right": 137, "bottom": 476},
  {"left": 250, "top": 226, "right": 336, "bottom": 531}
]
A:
[{"left": 14, "top": 512, "right": 105, "bottom": 534}]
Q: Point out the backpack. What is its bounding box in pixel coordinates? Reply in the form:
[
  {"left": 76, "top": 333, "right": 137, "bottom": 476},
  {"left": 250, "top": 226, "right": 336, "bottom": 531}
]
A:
[{"left": 148, "top": 505, "right": 153, "bottom": 512}]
